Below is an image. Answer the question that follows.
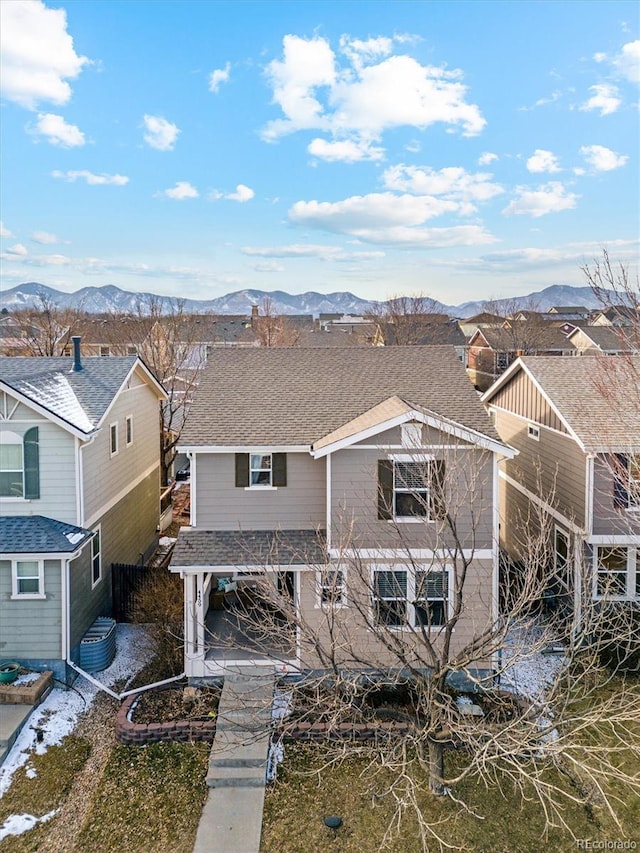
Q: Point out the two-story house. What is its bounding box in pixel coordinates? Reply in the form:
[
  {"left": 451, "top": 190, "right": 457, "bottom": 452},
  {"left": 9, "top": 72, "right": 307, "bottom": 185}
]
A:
[
  {"left": 170, "top": 346, "right": 514, "bottom": 680},
  {"left": 0, "top": 339, "right": 166, "bottom": 680},
  {"left": 483, "top": 356, "right": 640, "bottom": 613}
]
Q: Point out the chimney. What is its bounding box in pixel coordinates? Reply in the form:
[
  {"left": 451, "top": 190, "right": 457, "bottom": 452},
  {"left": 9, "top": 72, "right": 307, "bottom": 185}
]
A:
[
  {"left": 250, "top": 304, "right": 259, "bottom": 328},
  {"left": 71, "top": 336, "right": 83, "bottom": 372}
]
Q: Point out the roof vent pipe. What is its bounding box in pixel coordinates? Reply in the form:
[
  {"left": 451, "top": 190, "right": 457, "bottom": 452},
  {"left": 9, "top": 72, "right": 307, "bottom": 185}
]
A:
[{"left": 71, "top": 336, "right": 83, "bottom": 372}]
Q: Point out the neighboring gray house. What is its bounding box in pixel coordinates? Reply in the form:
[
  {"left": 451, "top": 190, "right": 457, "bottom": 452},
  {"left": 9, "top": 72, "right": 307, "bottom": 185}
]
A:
[
  {"left": 0, "top": 342, "right": 166, "bottom": 680},
  {"left": 483, "top": 356, "right": 640, "bottom": 613},
  {"left": 170, "top": 346, "right": 514, "bottom": 678}
]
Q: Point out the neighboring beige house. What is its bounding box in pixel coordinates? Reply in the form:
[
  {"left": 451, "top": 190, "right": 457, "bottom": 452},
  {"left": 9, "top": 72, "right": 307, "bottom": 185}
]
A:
[
  {"left": 170, "top": 346, "right": 514, "bottom": 679},
  {"left": 0, "top": 339, "right": 166, "bottom": 679},
  {"left": 483, "top": 356, "right": 640, "bottom": 613},
  {"left": 568, "top": 325, "right": 638, "bottom": 356}
]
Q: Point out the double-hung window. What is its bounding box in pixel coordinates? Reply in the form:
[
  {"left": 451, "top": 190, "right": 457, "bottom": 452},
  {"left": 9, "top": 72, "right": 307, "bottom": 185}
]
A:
[
  {"left": 0, "top": 428, "right": 39, "bottom": 499},
  {"left": 318, "top": 567, "right": 345, "bottom": 606},
  {"left": 12, "top": 560, "right": 45, "bottom": 598},
  {"left": 629, "top": 455, "right": 640, "bottom": 510},
  {"left": 373, "top": 567, "right": 449, "bottom": 629},
  {"left": 595, "top": 546, "right": 638, "bottom": 599},
  {"left": 378, "top": 457, "right": 445, "bottom": 522},
  {"left": 250, "top": 454, "right": 272, "bottom": 486},
  {"left": 91, "top": 529, "right": 102, "bottom": 586}
]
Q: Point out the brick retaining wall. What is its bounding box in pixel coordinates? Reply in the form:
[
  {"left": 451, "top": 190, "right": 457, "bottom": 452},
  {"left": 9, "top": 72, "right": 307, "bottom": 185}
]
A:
[{"left": 116, "top": 694, "right": 217, "bottom": 745}]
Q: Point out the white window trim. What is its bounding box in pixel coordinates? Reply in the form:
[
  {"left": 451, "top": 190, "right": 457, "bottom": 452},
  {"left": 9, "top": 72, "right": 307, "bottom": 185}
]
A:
[
  {"left": 315, "top": 566, "right": 347, "bottom": 609},
  {"left": 11, "top": 559, "right": 46, "bottom": 599},
  {"left": 527, "top": 423, "right": 540, "bottom": 441},
  {"left": 110, "top": 423, "right": 119, "bottom": 457},
  {"left": 247, "top": 452, "right": 274, "bottom": 489},
  {"left": 371, "top": 564, "right": 451, "bottom": 631},
  {"left": 125, "top": 414, "right": 133, "bottom": 447},
  {"left": 91, "top": 526, "right": 102, "bottom": 588},
  {"left": 389, "top": 455, "right": 435, "bottom": 523},
  {"left": 0, "top": 429, "right": 25, "bottom": 499},
  {"left": 593, "top": 545, "right": 637, "bottom": 601}
]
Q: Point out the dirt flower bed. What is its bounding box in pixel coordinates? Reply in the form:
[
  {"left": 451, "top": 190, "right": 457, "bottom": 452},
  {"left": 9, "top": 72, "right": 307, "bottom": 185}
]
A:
[{"left": 131, "top": 684, "right": 222, "bottom": 724}]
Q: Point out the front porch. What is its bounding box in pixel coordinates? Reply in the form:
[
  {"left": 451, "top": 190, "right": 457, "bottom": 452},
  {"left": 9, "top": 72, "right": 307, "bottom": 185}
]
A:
[{"left": 170, "top": 528, "right": 327, "bottom": 678}]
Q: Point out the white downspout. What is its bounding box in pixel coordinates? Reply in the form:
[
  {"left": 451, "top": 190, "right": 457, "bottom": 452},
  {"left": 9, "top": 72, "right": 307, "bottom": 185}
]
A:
[
  {"left": 326, "top": 453, "right": 332, "bottom": 552},
  {"left": 491, "top": 453, "right": 501, "bottom": 674}
]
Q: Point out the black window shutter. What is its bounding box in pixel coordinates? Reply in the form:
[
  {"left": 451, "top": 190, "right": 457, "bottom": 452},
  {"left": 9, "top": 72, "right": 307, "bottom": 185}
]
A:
[
  {"left": 430, "top": 459, "right": 446, "bottom": 519},
  {"left": 613, "top": 453, "right": 629, "bottom": 508},
  {"left": 378, "top": 459, "right": 393, "bottom": 520},
  {"left": 24, "top": 427, "right": 40, "bottom": 499},
  {"left": 235, "top": 453, "right": 249, "bottom": 487},
  {"left": 272, "top": 453, "right": 287, "bottom": 487}
]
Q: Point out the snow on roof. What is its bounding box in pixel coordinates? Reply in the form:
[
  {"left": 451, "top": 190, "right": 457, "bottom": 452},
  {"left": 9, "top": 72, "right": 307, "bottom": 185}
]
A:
[{"left": 14, "top": 374, "right": 94, "bottom": 433}]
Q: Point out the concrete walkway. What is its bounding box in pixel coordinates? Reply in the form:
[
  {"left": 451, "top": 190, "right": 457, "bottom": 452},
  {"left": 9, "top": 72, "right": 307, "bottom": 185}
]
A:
[{"left": 193, "top": 667, "right": 275, "bottom": 853}]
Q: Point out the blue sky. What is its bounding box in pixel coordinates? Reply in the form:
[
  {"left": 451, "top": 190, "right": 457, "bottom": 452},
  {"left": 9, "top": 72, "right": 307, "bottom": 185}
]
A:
[{"left": 0, "top": 0, "right": 638, "bottom": 305}]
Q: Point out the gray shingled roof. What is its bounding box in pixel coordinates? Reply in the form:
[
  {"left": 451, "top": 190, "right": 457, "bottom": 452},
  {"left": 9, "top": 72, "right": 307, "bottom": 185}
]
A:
[
  {"left": 570, "top": 326, "right": 637, "bottom": 351},
  {"left": 0, "top": 356, "right": 138, "bottom": 433},
  {"left": 473, "top": 326, "right": 573, "bottom": 352},
  {"left": 519, "top": 356, "right": 640, "bottom": 451},
  {"left": 180, "top": 346, "right": 500, "bottom": 446},
  {"left": 0, "top": 516, "right": 94, "bottom": 554},
  {"left": 171, "top": 529, "right": 327, "bottom": 568}
]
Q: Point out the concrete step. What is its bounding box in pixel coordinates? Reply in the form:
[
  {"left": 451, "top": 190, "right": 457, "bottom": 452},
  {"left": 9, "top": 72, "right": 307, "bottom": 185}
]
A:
[
  {"left": 216, "top": 707, "right": 272, "bottom": 731},
  {"left": 217, "top": 689, "right": 273, "bottom": 715},
  {"left": 209, "top": 729, "right": 270, "bottom": 768},
  {"left": 207, "top": 763, "right": 266, "bottom": 788},
  {"left": 0, "top": 704, "right": 34, "bottom": 766},
  {"left": 223, "top": 666, "right": 275, "bottom": 682}
]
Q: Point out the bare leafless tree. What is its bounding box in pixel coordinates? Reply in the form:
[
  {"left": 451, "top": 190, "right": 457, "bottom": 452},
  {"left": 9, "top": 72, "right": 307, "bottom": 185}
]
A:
[
  {"left": 7, "top": 296, "right": 84, "bottom": 356},
  {"left": 369, "top": 293, "right": 447, "bottom": 346},
  {"left": 197, "top": 441, "right": 640, "bottom": 847},
  {"left": 252, "top": 297, "right": 301, "bottom": 347}
]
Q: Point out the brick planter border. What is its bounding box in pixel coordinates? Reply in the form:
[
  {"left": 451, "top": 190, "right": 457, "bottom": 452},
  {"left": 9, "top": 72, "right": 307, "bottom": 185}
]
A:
[{"left": 116, "top": 693, "right": 217, "bottom": 746}]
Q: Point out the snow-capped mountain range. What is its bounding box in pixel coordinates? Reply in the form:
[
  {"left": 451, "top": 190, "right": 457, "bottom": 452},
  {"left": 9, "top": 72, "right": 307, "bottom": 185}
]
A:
[{"left": 0, "top": 282, "right": 608, "bottom": 319}]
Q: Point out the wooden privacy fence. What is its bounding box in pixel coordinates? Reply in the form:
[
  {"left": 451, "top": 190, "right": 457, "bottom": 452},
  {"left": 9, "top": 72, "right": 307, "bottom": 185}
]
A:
[{"left": 111, "top": 562, "right": 154, "bottom": 622}]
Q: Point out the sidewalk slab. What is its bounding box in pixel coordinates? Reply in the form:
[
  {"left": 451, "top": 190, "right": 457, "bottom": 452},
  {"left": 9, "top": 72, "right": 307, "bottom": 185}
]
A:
[
  {"left": 0, "top": 704, "right": 34, "bottom": 765},
  {"left": 208, "top": 764, "right": 266, "bottom": 788},
  {"left": 209, "top": 729, "right": 270, "bottom": 768},
  {"left": 193, "top": 787, "right": 266, "bottom": 853}
]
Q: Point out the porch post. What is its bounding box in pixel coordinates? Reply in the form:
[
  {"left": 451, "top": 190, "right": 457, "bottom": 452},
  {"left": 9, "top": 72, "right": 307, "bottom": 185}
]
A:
[
  {"left": 185, "top": 573, "right": 197, "bottom": 663},
  {"left": 196, "top": 572, "right": 206, "bottom": 656}
]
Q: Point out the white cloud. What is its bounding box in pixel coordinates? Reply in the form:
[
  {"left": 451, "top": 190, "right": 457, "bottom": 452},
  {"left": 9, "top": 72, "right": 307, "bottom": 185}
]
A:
[
  {"left": 593, "top": 52, "right": 607, "bottom": 64},
  {"left": 382, "top": 164, "right": 503, "bottom": 209},
  {"left": 288, "top": 192, "right": 496, "bottom": 247},
  {"left": 518, "top": 91, "right": 562, "bottom": 112},
  {"left": 579, "top": 144, "right": 628, "bottom": 172},
  {"left": 0, "top": 0, "right": 89, "bottom": 110},
  {"left": 405, "top": 140, "right": 421, "bottom": 153},
  {"left": 613, "top": 39, "right": 640, "bottom": 83},
  {"left": 580, "top": 84, "right": 621, "bottom": 116},
  {"left": 209, "top": 62, "right": 230, "bottom": 93},
  {"left": 241, "top": 243, "right": 385, "bottom": 261},
  {"left": 502, "top": 182, "right": 578, "bottom": 218},
  {"left": 52, "top": 170, "right": 129, "bottom": 185},
  {"left": 308, "top": 137, "right": 385, "bottom": 162},
  {"left": 211, "top": 184, "right": 255, "bottom": 202},
  {"left": 161, "top": 181, "right": 199, "bottom": 200},
  {"left": 526, "top": 149, "right": 561, "bottom": 174},
  {"left": 143, "top": 115, "right": 180, "bottom": 151},
  {"left": 478, "top": 152, "right": 498, "bottom": 165},
  {"left": 252, "top": 261, "right": 285, "bottom": 273},
  {"left": 31, "top": 112, "right": 85, "bottom": 147},
  {"left": 6, "top": 243, "right": 28, "bottom": 256},
  {"left": 262, "top": 34, "right": 485, "bottom": 159},
  {"left": 0, "top": 222, "right": 13, "bottom": 238},
  {"left": 31, "top": 230, "right": 59, "bottom": 244}
]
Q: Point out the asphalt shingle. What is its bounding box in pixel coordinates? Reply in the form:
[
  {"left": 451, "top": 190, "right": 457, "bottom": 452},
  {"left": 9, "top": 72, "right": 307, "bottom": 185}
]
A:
[
  {"left": 0, "top": 516, "right": 94, "bottom": 554},
  {"left": 0, "top": 356, "right": 138, "bottom": 433},
  {"left": 180, "top": 346, "right": 500, "bottom": 446},
  {"left": 171, "top": 529, "right": 327, "bottom": 568}
]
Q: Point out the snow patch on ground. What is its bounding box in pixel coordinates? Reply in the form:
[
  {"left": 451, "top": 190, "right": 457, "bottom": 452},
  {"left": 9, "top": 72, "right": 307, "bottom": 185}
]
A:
[
  {"left": 500, "top": 622, "right": 565, "bottom": 701},
  {"left": 0, "top": 809, "right": 58, "bottom": 842},
  {"left": 0, "top": 624, "right": 153, "bottom": 799}
]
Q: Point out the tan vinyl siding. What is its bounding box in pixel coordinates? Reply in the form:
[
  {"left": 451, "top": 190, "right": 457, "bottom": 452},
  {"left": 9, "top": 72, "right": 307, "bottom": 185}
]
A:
[
  {"left": 0, "top": 417, "right": 77, "bottom": 524},
  {"left": 592, "top": 455, "right": 640, "bottom": 536},
  {"left": 331, "top": 445, "right": 494, "bottom": 551},
  {"left": 351, "top": 423, "right": 466, "bottom": 448},
  {"left": 195, "top": 452, "right": 325, "bottom": 530},
  {"left": 0, "top": 559, "right": 62, "bottom": 659},
  {"left": 82, "top": 376, "right": 161, "bottom": 524},
  {"left": 296, "top": 558, "right": 494, "bottom": 670},
  {"left": 494, "top": 409, "right": 586, "bottom": 529},
  {"left": 490, "top": 370, "right": 568, "bottom": 433}
]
